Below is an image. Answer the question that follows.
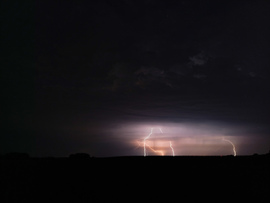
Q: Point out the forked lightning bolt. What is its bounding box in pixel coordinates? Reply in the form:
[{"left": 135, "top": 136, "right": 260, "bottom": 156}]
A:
[
  {"left": 223, "top": 137, "right": 237, "bottom": 156},
  {"left": 143, "top": 128, "right": 166, "bottom": 156},
  {"left": 142, "top": 128, "right": 175, "bottom": 157}
]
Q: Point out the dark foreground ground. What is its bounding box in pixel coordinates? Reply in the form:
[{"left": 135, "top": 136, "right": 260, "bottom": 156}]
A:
[{"left": 1, "top": 156, "right": 269, "bottom": 202}]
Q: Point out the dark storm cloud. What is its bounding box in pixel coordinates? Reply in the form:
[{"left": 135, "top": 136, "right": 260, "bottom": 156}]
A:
[
  {"left": 2, "top": 0, "right": 270, "bottom": 157},
  {"left": 34, "top": 0, "right": 270, "bottom": 94}
]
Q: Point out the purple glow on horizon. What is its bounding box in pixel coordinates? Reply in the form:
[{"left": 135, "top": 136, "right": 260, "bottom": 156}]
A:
[{"left": 87, "top": 121, "right": 268, "bottom": 157}]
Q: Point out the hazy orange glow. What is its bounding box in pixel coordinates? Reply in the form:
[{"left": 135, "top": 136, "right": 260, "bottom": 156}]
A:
[{"left": 137, "top": 141, "right": 164, "bottom": 156}]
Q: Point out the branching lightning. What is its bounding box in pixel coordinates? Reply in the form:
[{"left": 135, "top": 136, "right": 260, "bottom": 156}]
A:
[
  {"left": 222, "top": 137, "right": 237, "bottom": 156},
  {"left": 140, "top": 127, "right": 175, "bottom": 157}
]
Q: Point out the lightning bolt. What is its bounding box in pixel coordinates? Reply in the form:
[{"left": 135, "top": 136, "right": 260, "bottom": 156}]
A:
[
  {"left": 144, "top": 128, "right": 153, "bottom": 156},
  {"left": 170, "top": 141, "right": 175, "bottom": 157},
  {"left": 222, "top": 137, "right": 237, "bottom": 156},
  {"left": 141, "top": 128, "right": 175, "bottom": 156}
]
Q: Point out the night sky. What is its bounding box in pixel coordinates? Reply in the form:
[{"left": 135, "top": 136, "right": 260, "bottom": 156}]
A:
[{"left": 2, "top": 0, "right": 270, "bottom": 157}]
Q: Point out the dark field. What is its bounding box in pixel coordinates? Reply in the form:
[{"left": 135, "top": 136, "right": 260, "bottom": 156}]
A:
[{"left": 1, "top": 156, "right": 269, "bottom": 202}]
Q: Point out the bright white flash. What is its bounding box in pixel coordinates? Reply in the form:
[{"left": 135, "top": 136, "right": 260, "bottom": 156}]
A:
[{"left": 223, "top": 137, "right": 237, "bottom": 156}]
